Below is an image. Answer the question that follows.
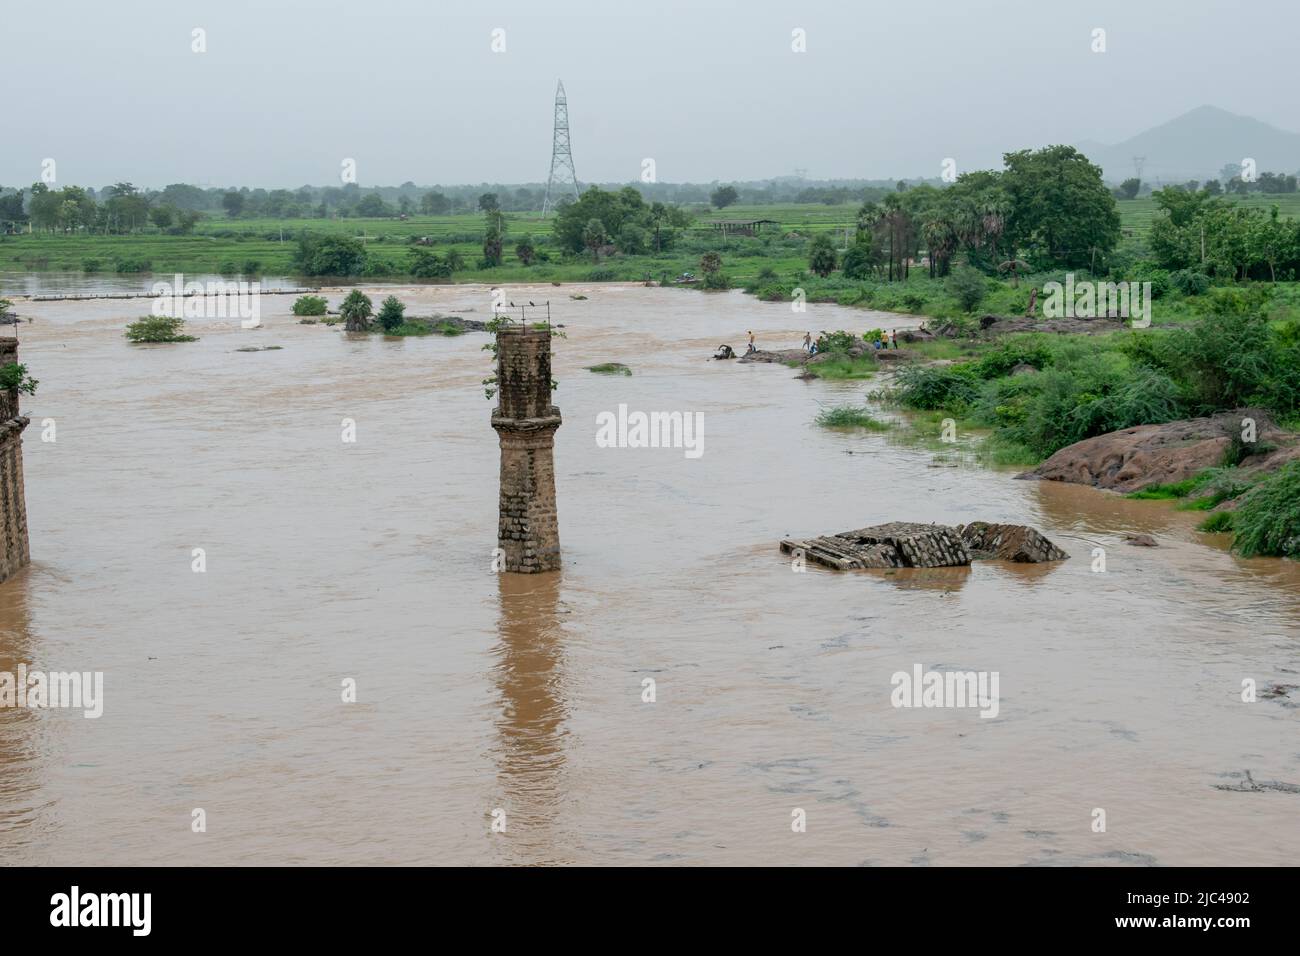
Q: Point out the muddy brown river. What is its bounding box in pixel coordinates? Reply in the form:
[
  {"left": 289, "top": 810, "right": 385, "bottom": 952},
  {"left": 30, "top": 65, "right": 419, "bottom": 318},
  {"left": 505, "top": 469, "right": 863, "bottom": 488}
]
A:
[{"left": 0, "top": 281, "right": 1296, "bottom": 865}]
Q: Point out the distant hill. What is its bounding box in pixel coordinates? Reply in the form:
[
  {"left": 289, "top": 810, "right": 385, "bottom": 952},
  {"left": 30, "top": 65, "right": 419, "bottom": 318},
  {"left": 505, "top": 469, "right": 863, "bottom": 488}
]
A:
[{"left": 1076, "top": 106, "right": 1300, "bottom": 185}]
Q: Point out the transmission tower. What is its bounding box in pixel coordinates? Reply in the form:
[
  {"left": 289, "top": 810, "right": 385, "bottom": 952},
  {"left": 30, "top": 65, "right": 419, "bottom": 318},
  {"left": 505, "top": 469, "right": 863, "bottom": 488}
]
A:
[
  {"left": 542, "top": 80, "right": 580, "bottom": 217},
  {"left": 1132, "top": 156, "right": 1146, "bottom": 181}
]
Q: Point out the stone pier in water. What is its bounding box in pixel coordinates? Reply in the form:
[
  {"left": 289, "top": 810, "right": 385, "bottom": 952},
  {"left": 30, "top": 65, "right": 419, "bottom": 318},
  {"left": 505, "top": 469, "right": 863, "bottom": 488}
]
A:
[
  {"left": 491, "top": 325, "right": 562, "bottom": 573},
  {"left": 0, "top": 337, "right": 31, "bottom": 584}
]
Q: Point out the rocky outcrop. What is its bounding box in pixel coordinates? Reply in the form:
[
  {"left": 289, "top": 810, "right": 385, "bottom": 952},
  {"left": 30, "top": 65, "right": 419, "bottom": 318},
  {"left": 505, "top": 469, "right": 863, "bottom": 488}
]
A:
[
  {"left": 1018, "top": 408, "right": 1297, "bottom": 493},
  {"left": 781, "top": 521, "right": 1067, "bottom": 570}
]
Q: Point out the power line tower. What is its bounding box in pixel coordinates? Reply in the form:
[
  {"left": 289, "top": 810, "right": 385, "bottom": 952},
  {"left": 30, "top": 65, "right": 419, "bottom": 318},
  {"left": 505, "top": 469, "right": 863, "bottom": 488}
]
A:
[
  {"left": 1132, "top": 156, "right": 1146, "bottom": 181},
  {"left": 542, "top": 80, "right": 579, "bottom": 217}
]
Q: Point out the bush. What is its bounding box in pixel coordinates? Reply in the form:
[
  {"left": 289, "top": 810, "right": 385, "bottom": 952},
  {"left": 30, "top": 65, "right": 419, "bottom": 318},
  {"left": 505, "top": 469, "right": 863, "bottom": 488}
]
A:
[
  {"left": 1230, "top": 461, "right": 1300, "bottom": 557},
  {"left": 81, "top": 258, "right": 102, "bottom": 274},
  {"left": 815, "top": 405, "right": 889, "bottom": 430},
  {"left": 701, "top": 271, "right": 731, "bottom": 290},
  {"left": 816, "top": 330, "right": 859, "bottom": 353},
  {"left": 293, "top": 234, "right": 368, "bottom": 276},
  {"left": 124, "top": 316, "right": 197, "bottom": 343},
  {"left": 376, "top": 295, "right": 405, "bottom": 333},
  {"left": 891, "top": 364, "right": 980, "bottom": 411},
  {"left": 292, "top": 295, "right": 328, "bottom": 316},
  {"left": 1168, "top": 269, "right": 1210, "bottom": 296},
  {"left": 114, "top": 258, "right": 152, "bottom": 274}
]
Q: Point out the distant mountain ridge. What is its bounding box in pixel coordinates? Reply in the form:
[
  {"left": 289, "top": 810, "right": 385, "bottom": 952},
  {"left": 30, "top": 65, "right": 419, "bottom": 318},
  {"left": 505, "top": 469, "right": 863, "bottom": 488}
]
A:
[{"left": 1076, "top": 106, "right": 1300, "bottom": 184}]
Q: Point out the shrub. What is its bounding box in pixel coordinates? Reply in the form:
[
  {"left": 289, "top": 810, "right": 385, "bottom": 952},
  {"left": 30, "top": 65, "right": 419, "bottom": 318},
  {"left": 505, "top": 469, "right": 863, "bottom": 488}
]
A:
[
  {"left": 816, "top": 330, "right": 859, "bottom": 353},
  {"left": 586, "top": 363, "right": 631, "bottom": 375},
  {"left": 1168, "top": 269, "right": 1210, "bottom": 296},
  {"left": 81, "top": 258, "right": 102, "bottom": 274},
  {"left": 114, "top": 258, "right": 152, "bottom": 274},
  {"left": 701, "top": 271, "right": 731, "bottom": 290},
  {"left": 815, "top": 405, "right": 889, "bottom": 430},
  {"left": 376, "top": 295, "right": 405, "bottom": 333},
  {"left": 124, "top": 316, "right": 197, "bottom": 343},
  {"left": 292, "top": 295, "right": 328, "bottom": 316},
  {"left": 892, "top": 364, "right": 980, "bottom": 411},
  {"left": 1230, "top": 461, "right": 1300, "bottom": 557}
]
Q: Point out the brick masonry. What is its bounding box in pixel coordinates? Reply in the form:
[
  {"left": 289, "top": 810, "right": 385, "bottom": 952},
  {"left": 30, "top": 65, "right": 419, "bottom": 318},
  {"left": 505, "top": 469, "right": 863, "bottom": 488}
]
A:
[
  {"left": 781, "top": 520, "right": 1069, "bottom": 571},
  {"left": 0, "top": 337, "right": 30, "bottom": 585},
  {"left": 491, "top": 326, "right": 561, "bottom": 573}
]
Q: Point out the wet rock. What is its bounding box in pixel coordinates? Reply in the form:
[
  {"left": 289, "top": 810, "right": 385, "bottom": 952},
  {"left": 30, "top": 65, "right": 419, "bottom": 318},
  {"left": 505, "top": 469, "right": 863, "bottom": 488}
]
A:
[
  {"left": 1124, "top": 533, "right": 1158, "bottom": 547},
  {"left": 1010, "top": 362, "right": 1038, "bottom": 376},
  {"left": 1018, "top": 408, "right": 1297, "bottom": 493},
  {"left": 781, "top": 521, "right": 1068, "bottom": 570},
  {"left": 739, "top": 348, "right": 809, "bottom": 365}
]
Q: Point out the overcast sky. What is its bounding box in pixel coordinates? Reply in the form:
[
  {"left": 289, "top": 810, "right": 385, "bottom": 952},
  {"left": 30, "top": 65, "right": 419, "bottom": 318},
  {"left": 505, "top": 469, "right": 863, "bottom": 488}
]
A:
[{"left": 6, "top": 0, "right": 1297, "bottom": 189}]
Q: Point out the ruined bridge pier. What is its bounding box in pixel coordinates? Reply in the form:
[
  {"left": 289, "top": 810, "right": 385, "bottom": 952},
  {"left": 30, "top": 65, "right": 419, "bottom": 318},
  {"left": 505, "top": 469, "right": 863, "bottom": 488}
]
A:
[
  {"left": 0, "top": 337, "right": 31, "bottom": 584},
  {"left": 491, "top": 325, "right": 561, "bottom": 573}
]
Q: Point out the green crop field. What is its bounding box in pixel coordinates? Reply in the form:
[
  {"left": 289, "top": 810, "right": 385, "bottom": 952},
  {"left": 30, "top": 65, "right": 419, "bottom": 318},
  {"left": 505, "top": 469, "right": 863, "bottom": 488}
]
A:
[{"left": 1117, "top": 193, "right": 1300, "bottom": 239}]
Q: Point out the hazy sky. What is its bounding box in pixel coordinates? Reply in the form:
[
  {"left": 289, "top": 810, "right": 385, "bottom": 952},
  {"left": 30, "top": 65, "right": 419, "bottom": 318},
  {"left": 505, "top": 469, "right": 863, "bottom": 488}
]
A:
[{"left": 6, "top": 0, "right": 1298, "bottom": 188}]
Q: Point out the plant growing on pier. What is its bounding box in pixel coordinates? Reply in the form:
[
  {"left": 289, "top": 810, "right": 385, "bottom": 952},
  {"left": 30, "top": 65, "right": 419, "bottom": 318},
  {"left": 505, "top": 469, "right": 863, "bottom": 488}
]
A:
[
  {"left": 124, "top": 315, "right": 197, "bottom": 343},
  {"left": 339, "top": 290, "right": 373, "bottom": 331},
  {"left": 0, "top": 362, "right": 37, "bottom": 395}
]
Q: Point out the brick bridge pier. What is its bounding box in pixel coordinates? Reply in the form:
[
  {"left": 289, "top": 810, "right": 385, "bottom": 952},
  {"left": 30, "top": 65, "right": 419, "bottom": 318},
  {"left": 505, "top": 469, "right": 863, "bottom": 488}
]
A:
[
  {"left": 491, "top": 325, "right": 561, "bottom": 573},
  {"left": 0, "top": 337, "right": 31, "bottom": 584}
]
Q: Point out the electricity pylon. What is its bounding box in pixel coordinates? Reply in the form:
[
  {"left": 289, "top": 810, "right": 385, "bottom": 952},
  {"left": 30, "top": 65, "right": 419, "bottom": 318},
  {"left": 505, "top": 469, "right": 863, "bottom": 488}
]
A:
[{"left": 542, "top": 80, "right": 579, "bottom": 217}]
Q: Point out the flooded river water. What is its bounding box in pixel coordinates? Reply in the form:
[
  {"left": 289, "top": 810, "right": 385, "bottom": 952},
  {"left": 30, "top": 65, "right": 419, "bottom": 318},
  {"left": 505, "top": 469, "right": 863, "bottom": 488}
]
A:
[{"left": 0, "top": 279, "right": 1296, "bottom": 865}]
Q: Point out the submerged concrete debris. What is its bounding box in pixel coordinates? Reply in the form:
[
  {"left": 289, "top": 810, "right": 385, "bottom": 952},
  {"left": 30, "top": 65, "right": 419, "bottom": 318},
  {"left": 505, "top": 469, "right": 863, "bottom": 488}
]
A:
[{"left": 780, "top": 520, "right": 1068, "bottom": 570}]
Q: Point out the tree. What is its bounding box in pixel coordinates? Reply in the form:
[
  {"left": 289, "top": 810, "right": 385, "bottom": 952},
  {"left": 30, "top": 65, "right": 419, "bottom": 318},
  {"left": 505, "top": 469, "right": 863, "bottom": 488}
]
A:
[
  {"left": 710, "top": 185, "right": 739, "bottom": 209},
  {"left": 221, "top": 190, "right": 245, "bottom": 218},
  {"left": 376, "top": 295, "right": 405, "bottom": 332},
  {"left": 150, "top": 205, "right": 175, "bottom": 230},
  {"left": 551, "top": 186, "right": 651, "bottom": 255},
  {"left": 293, "top": 234, "right": 368, "bottom": 276},
  {"left": 515, "top": 236, "right": 536, "bottom": 265},
  {"left": 407, "top": 247, "right": 452, "bottom": 278},
  {"left": 1002, "top": 145, "right": 1121, "bottom": 268},
  {"left": 582, "top": 218, "right": 607, "bottom": 261},
  {"left": 699, "top": 251, "right": 722, "bottom": 274},
  {"left": 356, "top": 193, "right": 389, "bottom": 217},
  {"left": 420, "top": 191, "right": 450, "bottom": 215},
  {"left": 478, "top": 192, "right": 500, "bottom": 212},
  {"left": 482, "top": 210, "right": 507, "bottom": 267},
  {"left": 340, "top": 290, "right": 373, "bottom": 332},
  {"left": 1118, "top": 178, "right": 1141, "bottom": 200},
  {"left": 808, "top": 234, "right": 838, "bottom": 277}
]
